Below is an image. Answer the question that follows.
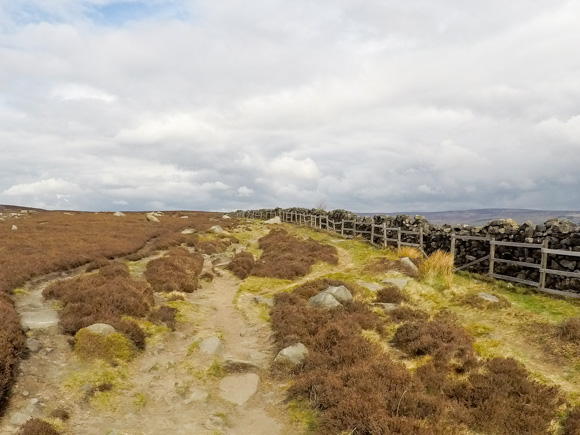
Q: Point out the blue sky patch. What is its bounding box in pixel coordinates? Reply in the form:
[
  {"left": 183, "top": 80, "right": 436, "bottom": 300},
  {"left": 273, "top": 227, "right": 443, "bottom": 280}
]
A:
[{"left": 87, "top": 1, "right": 189, "bottom": 26}]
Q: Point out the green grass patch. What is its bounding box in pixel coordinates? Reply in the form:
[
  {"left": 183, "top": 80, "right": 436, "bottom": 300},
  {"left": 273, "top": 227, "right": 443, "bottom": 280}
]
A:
[
  {"left": 287, "top": 398, "right": 319, "bottom": 433},
  {"left": 12, "top": 287, "right": 28, "bottom": 295},
  {"left": 238, "top": 276, "right": 292, "bottom": 296},
  {"left": 166, "top": 300, "right": 198, "bottom": 322}
]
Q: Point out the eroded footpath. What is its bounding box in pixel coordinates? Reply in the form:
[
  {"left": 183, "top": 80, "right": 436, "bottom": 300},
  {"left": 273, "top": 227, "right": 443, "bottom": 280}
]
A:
[{"left": 1, "top": 237, "right": 302, "bottom": 434}]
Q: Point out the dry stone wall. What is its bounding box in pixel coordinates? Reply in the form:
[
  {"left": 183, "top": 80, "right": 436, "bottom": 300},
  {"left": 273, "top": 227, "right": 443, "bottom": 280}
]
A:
[{"left": 237, "top": 208, "right": 580, "bottom": 295}]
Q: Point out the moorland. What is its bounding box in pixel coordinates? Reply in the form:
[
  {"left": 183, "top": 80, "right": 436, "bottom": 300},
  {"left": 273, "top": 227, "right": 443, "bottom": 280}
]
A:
[{"left": 0, "top": 209, "right": 580, "bottom": 434}]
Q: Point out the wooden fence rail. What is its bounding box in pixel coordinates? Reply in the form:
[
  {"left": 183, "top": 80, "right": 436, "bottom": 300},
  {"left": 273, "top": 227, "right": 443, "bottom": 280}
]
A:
[{"left": 235, "top": 210, "right": 580, "bottom": 298}]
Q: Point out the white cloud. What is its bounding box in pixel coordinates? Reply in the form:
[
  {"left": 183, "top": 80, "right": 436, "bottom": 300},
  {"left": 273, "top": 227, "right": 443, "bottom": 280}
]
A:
[{"left": 3, "top": 178, "right": 83, "bottom": 196}]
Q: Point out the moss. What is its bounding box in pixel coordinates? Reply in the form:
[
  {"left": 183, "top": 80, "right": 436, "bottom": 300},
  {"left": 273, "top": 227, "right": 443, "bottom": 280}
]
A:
[
  {"left": 207, "top": 358, "right": 225, "bottom": 378},
  {"left": 133, "top": 392, "right": 147, "bottom": 408},
  {"left": 187, "top": 340, "right": 200, "bottom": 355},
  {"left": 12, "top": 287, "right": 28, "bottom": 295},
  {"left": 238, "top": 276, "right": 292, "bottom": 296},
  {"left": 473, "top": 338, "right": 503, "bottom": 358},
  {"left": 465, "top": 322, "right": 493, "bottom": 337},
  {"left": 74, "top": 329, "right": 137, "bottom": 363},
  {"left": 166, "top": 300, "right": 198, "bottom": 322},
  {"left": 287, "top": 398, "right": 319, "bottom": 433}
]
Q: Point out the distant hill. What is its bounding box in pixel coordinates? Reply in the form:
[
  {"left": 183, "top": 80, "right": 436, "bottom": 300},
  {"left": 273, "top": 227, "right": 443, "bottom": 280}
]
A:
[
  {"left": 0, "top": 204, "right": 46, "bottom": 212},
  {"left": 359, "top": 209, "right": 580, "bottom": 226}
]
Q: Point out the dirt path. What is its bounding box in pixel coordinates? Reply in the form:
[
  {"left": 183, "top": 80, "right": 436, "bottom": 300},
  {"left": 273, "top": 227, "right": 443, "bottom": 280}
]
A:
[{"left": 1, "top": 240, "right": 301, "bottom": 434}]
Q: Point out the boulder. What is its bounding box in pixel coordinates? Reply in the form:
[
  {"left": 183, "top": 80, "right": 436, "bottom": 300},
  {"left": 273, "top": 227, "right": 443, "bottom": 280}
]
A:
[
  {"left": 222, "top": 215, "right": 232, "bottom": 219},
  {"left": 199, "top": 336, "right": 223, "bottom": 355},
  {"left": 210, "top": 225, "right": 224, "bottom": 234},
  {"left": 381, "top": 278, "right": 409, "bottom": 290},
  {"left": 181, "top": 228, "right": 195, "bottom": 234},
  {"left": 113, "top": 211, "right": 125, "bottom": 217},
  {"left": 85, "top": 323, "right": 116, "bottom": 336},
  {"left": 265, "top": 216, "right": 282, "bottom": 224},
  {"left": 322, "top": 285, "right": 353, "bottom": 303},
  {"left": 274, "top": 343, "right": 308, "bottom": 366},
  {"left": 146, "top": 214, "right": 160, "bottom": 223},
  {"left": 477, "top": 292, "right": 500, "bottom": 303},
  {"left": 308, "top": 292, "right": 342, "bottom": 309},
  {"left": 357, "top": 282, "right": 383, "bottom": 291}
]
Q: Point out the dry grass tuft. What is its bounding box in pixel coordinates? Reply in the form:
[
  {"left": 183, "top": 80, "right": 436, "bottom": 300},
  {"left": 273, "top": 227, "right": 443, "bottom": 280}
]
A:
[
  {"left": 563, "top": 406, "right": 580, "bottom": 435},
  {"left": 252, "top": 229, "right": 338, "bottom": 280},
  {"left": 74, "top": 329, "right": 137, "bottom": 363},
  {"left": 558, "top": 317, "right": 580, "bottom": 342},
  {"left": 227, "top": 251, "right": 255, "bottom": 279},
  {"left": 419, "top": 250, "right": 454, "bottom": 289},
  {"left": 397, "top": 246, "right": 424, "bottom": 259},
  {"left": 459, "top": 292, "right": 511, "bottom": 310}
]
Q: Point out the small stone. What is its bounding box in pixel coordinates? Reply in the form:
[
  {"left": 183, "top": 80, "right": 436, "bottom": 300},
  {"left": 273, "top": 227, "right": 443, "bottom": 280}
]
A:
[
  {"left": 560, "top": 259, "right": 577, "bottom": 270},
  {"left": 370, "top": 303, "right": 400, "bottom": 312},
  {"left": 399, "top": 257, "right": 418, "bottom": 272},
  {"left": 252, "top": 296, "right": 274, "bottom": 307},
  {"left": 9, "top": 412, "right": 31, "bottom": 426},
  {"left": 222, "top": 215, "right": 232, "bottom": 219},
  {"left": 25, "top": 403, "right": 42, "bottom": 417},
  {"left": 247, "top": 350, "right": 268, "bottom": 361},
  {"left": 22, "top": 391, "right": 29, "bottom": 397},
  {"left": 204, "top": 415, "right": 226, "bottom": 430},
  {"left": 262, "top": 392, "right": 276, "bottom": 404},
  {"left": 199, "top": 337, "right": 223, "bottom": 355},
  {"left": 11, "top": 225, "right": 18, "bottom": 231},
  {"left": 180, "top": 215, "right": 189, "bottom": 219},
  {"left": 85, "top": 323, "right": 116, "bottom": 336},
  {"left": 113, "top": 211, "right": 125, "bottom": 217},
  {"left": 357, "top": 282, "right": 383, "bottom": 291},
  {"left": 210, "top": 225, "right": 224, "bottom": 234},
  {"left": 183, "top": 389, "right": 208, "bottom": 404},
  {"left": 146, "top": 214, "right": 160, "bottom": 223},
  {"left": 219, "top": 373, "right": 260, "bottom": 405},
  {"left": 223, "top": 358, "right": 263, "bottom": 372},
  {"left": 265, "top": 216, "right": 282, "bottom": 224},
  {"left": 26, "top": 338, "right": 42, "bottom": 353},
  {"left": 477, "top": 292, "right": 500, "bottom": 303},
  {"left": 274, "top": 343, "right": 308, "bottom": 366},
  {"left": 381, "top": 278, "right": 409, "bottom": 290},
  {"left": 181, "top": 228, "right": 195, "bottom": 234}
]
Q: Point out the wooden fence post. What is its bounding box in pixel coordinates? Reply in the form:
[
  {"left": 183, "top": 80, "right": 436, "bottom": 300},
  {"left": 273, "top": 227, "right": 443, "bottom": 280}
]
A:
[
  {"left": 419, "top": 228, "right": 424, "bottom": 250},
  {"left": 397, "top": 228, "right": 401, "bottom": 250},
  {"left": 450, "top": 235, "right": 456, "bottom": 259},
  {"left": 371, "top": 224, "right": 375, "bottom": 245},
  {"left": 489, "top": 238, "right": 496, "bottom": 276},
  {"left": 540, "top": 238, "right": 549, "bottom": 289},
  {"left": 383, "top": 223, "right": 387, "bottom": 248},
  {"left": 341, "top": 220, "right": 345, "bottom": 237}
]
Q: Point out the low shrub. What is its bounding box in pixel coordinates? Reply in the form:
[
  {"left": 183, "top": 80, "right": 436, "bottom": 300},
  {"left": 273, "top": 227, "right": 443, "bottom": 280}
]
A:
[
  {"left": 460, "top": 292, "right": 511, "bottom": 310},
  {"left": 19, "top": 418, "right": 60, "bottom": 435},
  {"left": 145, "top": 248, "right": 204, "bottom": 293},
  {"left": 563, "top": 406, "right": 580, "bottom": 435},
  {"left": 558, "top": 317, "right": 580, "bottom": 341},
  {"left": 227, "top": 251, "right": 255, "bottom": 279},
  {"left": 375, "top": 285, "right": 408, "bottom": 304},
  {"left": 388, "top": 307, "right": 430, "bottom": 323},
  {"left": 445, "top": 357, "right": 561, "bottom": 434},
  {"left": 391, "top": 318, "right": 474, "bottom": 365},
  {"left": 252, "top": 229, "right": 337, "bottom": 280},
  {"left": 0, "top": 294, "right": 26, "bottom": 407},
  {"left": 149, "top": 305, "right": 177, "bottom": 329}
]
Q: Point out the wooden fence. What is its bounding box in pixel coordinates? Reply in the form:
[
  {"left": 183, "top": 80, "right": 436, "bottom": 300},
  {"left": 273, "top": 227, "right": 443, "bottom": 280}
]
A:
[{"left": 236, "top": 210, "right": 580, "bottom": 298}]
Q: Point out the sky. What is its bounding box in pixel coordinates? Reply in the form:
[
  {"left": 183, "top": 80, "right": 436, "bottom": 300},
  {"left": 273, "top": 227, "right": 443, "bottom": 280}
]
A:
[{"left": 1, "top": 0, "right": 579, "bottom": 212}]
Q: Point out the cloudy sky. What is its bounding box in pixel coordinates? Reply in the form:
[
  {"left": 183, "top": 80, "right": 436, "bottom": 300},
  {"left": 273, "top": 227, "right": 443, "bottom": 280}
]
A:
[{"left": 1, "top": 0, "right": 579, "bottom": 212}]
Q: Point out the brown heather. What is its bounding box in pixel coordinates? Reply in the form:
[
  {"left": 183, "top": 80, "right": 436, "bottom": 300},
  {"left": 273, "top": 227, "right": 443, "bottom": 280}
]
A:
[
  {"left": 252, "top": 229, "right": 338, "bottom": 280},
  {"left": 0, "top": 211, "right": 234, "bottom": 406},
  {"left": 227, "top": 251, "right": 255, "bottom": 279},
  {"left": 144, "top": 246, "right": 204, "bottom": 293},
  {"left": 19, "top": 418, "right": 60, "bottom": 435},
  {"left": 271, "top": 277, "right": 562, "bottom": 434}
]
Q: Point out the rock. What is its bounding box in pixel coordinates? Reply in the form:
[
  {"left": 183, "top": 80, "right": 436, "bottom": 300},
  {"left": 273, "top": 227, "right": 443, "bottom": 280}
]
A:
[
  {"left": 223, "top": 358, "right": 263, "bottom": 372},
  {"left": 477, "top": 292, "right": 500, "bottom": 303},
  {"left": 20, "top": 310, "right": 59, "bottom": 329},
  {"left": 262, "top": 392, "right": 276, "bottom": 404},
  {"left": 180, "top": 215, "right": 189, "bottom": 219},
  {"left": 560, "top": 259, "right": 577, "bottom": 270},
  {"left": 199, "top": 337, "right": 223, "bottom": 355},
  {"left": 113, "top": 211, "right": 125, "bottom": 217},
  {"left": 11, "top": 225, "right": 18, "bottom": 230},
  {"left": 265, "top": 216, "right": 282, "bottom": 224},
  {"left": 370, "top": 303, "right": 400, "bottom": 312},
  {"left": 181, "top": 228, "right": 195, "bottom": 234},
  {"left": 9, "top": 412, "right": 31, "bottom": 426},
  {"left": 308, "top": 292, "right": 342, "bottom": 309},
  {"left": 183, "top": 389, "right": 208, "bottom": 404},
  {"left": 146, "top": 214, "right": 160, "bottom": 223},
  {"left": 210, "top": 225, "right": 224, "bottom": 234},
  {"left": 399, "top": 257, "right": 419, "bottom": 272},
  {"left": 322, "top": 285, "right": 353, "bottom": 303},
  {"left": 222, "top": 215, "right": 232, "bottom": 219},
  {"left": 25, "top": 403, "right": 42, "bottom": 417},
  {"left": 204, "top": 415, "right": 227, "bottom": 431},
  {"left": 252, "top": 296, "right": 274, "bottom": 307},
  {"left": 247, "top": 350, "right": 268, "bottom": 361},
  {"left": 219, "top": 373, "right": 260, "bottom": 405},
  {"left": 85, "top": 323, "right": 116, "bottom": 336},
  {"left": 357, "top": 282, "right": 383, "bottom": 291},
  {"left": 26, "top": 338, "right": 42, "bottom": 353},
  {"left": 274, "top": 343, "right": 308, "bottom": 366},
  {"left": 381, "top": 278, "right": 409, "bottom": 290}
]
